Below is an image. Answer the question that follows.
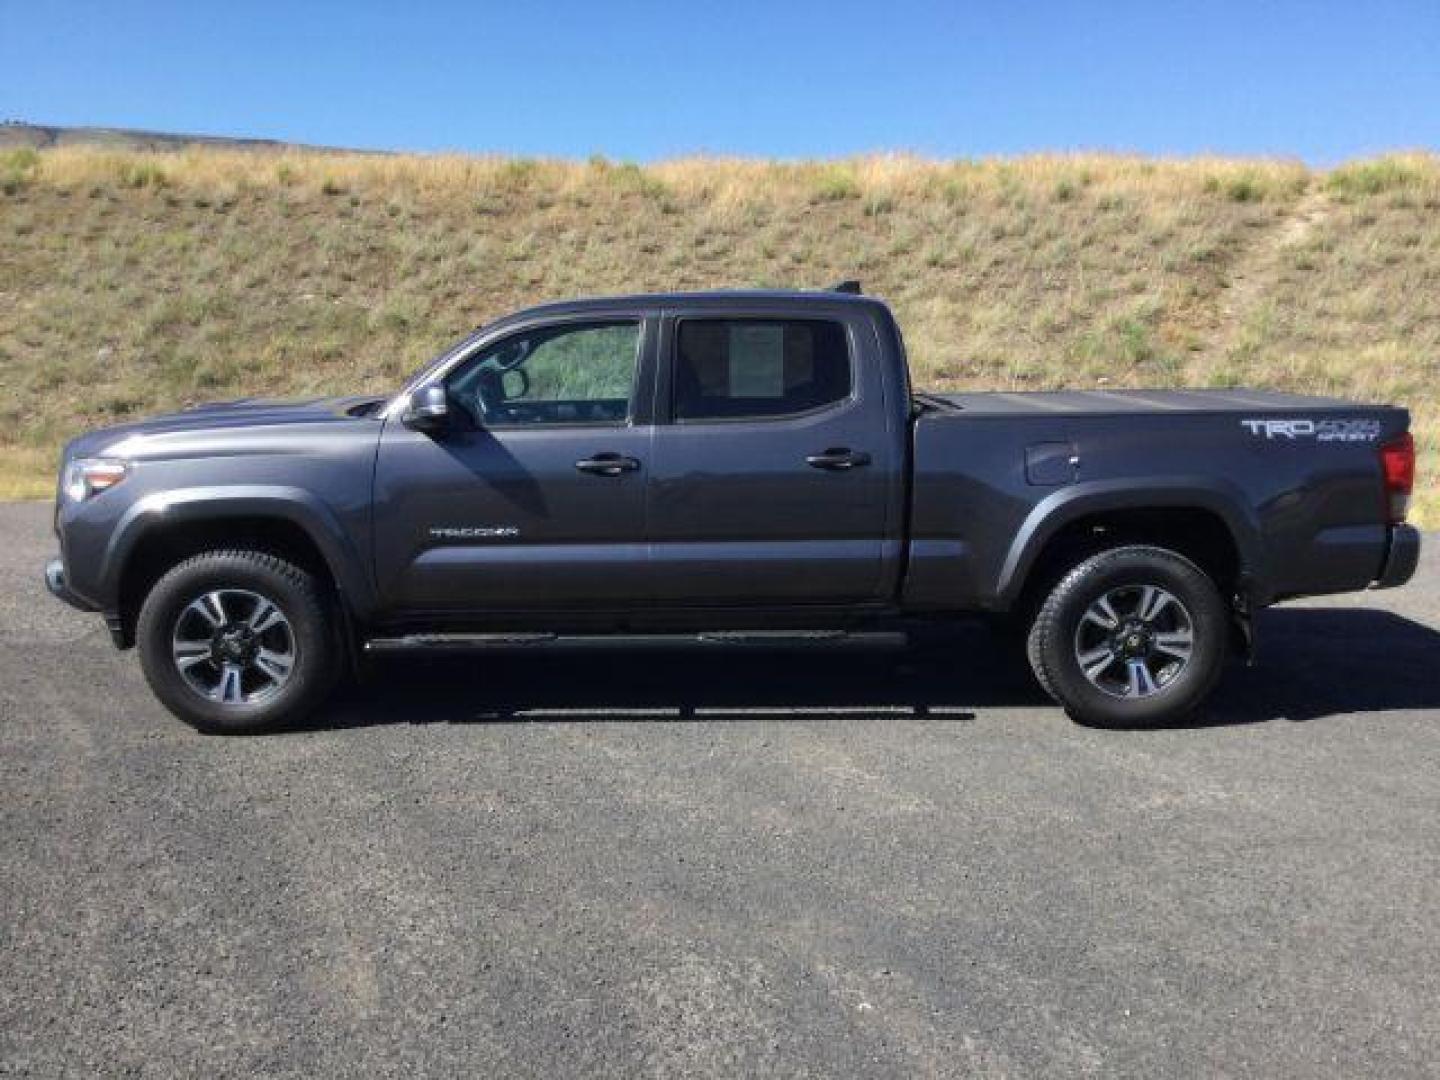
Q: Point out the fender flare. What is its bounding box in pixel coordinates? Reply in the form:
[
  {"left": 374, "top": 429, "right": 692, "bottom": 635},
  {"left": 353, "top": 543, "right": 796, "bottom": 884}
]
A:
[
  {"left": 100, "top": 485, "right": 376, "bottom": 617},
  {"left": 994, "top": 477, "right": 1268, "bottom": 606}
]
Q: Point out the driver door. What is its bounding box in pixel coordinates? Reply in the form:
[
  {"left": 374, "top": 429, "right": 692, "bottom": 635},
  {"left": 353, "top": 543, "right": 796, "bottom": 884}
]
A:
[{"left": 372, "top": 315, "right": 657, "bottom": 614}]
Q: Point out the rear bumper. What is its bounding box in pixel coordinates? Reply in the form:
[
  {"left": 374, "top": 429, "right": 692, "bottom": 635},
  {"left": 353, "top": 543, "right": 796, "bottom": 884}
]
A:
[
  {"left": 1374, "top": 525, "right": 1421, "bottom": 590},
  {"left": 45, "top": 556, "right": 98, "bottom": 612}
]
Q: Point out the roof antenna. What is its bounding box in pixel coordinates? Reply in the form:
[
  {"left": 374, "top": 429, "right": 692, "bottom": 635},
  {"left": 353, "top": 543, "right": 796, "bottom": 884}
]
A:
[{"left": 828, "top": 279, "right": 862, "bottom": 294}]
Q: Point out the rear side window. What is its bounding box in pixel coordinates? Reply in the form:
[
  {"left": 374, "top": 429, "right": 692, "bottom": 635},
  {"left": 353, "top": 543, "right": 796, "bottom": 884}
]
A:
[{"left": 673, "top": 319, "right": 851, "bottom": 421}]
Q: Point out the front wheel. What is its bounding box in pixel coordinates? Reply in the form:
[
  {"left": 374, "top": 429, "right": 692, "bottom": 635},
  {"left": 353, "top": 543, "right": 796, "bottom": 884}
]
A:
[
  {"left": 1026, "top": 545, "right": 1229, "bottom": 727},
  {"left": 137, "top": 549, "right": 340, "bottom": 734}
]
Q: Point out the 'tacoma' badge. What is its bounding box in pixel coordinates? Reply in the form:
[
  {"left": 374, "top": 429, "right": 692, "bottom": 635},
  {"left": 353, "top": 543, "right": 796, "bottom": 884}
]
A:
[{"left": 428, "top": 526, "right": 520, "bottom": 540}]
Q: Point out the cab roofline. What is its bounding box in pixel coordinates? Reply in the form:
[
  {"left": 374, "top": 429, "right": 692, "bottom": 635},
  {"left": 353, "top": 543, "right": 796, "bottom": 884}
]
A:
[{"left": 488, "top": 287, "right": 884, "bottom": 327}]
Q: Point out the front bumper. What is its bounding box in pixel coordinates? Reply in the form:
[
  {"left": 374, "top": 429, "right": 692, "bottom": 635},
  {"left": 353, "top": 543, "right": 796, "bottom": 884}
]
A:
[
  {"left": 1374, "top": 525, "right": 1421, "bottom": 590},
  {"left": 44, "top": 556, "right": 98, "bottom": 612}
]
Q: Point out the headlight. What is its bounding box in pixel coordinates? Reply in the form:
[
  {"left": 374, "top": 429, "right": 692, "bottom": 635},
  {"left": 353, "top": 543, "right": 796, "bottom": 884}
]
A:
[{"left": 63, "top": 458, "right": 129, "bottom": 502}]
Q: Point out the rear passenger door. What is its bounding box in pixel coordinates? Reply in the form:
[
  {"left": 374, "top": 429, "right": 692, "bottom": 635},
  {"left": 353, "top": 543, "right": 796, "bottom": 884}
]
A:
[{"left": 645, "top": 307, "right": 900, "bottom": 605}]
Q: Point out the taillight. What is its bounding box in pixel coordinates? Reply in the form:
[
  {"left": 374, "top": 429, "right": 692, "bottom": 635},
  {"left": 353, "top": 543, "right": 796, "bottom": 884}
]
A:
[{"left": 1379, "top": 433, "right": 1415, "bottom": 524}]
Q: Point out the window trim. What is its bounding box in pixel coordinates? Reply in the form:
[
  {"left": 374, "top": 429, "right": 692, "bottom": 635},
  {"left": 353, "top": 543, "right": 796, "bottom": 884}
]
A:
[
  {"left": 443, "top": 317, "right": 646, "bottom": 431},
  {"left": 667, "top": 315, "right": 859, "bottom": 426}
]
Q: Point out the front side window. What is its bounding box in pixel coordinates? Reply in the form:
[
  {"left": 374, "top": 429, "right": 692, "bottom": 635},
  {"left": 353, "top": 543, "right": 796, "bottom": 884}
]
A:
[
  {"left": 448, "top": 321, "right": 640, "bottom": 426},
  {"left": 673, "top": 319, "right": 852, "bottom": 422}
]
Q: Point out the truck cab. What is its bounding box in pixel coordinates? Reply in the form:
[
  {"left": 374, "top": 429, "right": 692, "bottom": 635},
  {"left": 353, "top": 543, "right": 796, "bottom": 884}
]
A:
[{"left": 372, "top": 291, "right": 909, "bottom": 625}]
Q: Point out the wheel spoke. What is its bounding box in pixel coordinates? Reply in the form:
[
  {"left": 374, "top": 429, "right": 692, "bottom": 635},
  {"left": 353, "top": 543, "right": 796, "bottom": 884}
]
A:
[
  {"left": 1137, "top": 586, "right": 1173, "bottom": 623},
  {"left": 1153, "top": 630, "right": 1193, "bottom": 660},
  {"left": 1126, "top": 659, "right": 1158, "bottom": 697},
  {"left": 1077, "top": 646, "right": 1116, "bottom": 680},
  {"left": 214, "top": 663, "right": 244, "bottom": 703},
  {"left": 248, "top": 598, "right": 285, "bottom": 635},
  {"left": 1082, "top": 595, "right": 1121, "bottom": 630},
  {"left": 173, "top": 640, "right": 212, "bottom": 670},
  {"left": 253, "top": 648, "right": 293, "bottom": 683},
  {"left": 199, "top": 591, "right": 228, "bottom": 627}
]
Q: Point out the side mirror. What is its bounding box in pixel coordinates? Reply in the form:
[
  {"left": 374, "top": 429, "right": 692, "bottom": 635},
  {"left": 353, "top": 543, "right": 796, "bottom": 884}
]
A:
[
  {"left": 401, "top": 386, "right": 450, "bottom": 433},
  {"left": 500, "top": 368, "right": 530, "bottom": 401}
]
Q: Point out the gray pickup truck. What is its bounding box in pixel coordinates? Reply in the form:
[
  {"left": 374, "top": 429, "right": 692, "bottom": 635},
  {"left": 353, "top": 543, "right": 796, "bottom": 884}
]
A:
[{"left": 46, "top": 285, "right": 1420, "bottom": 733}]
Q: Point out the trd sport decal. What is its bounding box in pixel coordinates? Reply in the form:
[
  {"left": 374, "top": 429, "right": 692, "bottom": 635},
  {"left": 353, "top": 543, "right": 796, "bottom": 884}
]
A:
[{"left": 1241, "top": 418, "right": 1382, "bottom": 443}]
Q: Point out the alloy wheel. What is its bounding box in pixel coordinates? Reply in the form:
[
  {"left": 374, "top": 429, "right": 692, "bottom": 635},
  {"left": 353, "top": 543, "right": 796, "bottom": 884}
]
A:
[
  {"left": 170, "top": 588, "right": 296, "bottom": 705},
  {"left": 1072, "top": 584, "right": 1195, "bottom": 699}
]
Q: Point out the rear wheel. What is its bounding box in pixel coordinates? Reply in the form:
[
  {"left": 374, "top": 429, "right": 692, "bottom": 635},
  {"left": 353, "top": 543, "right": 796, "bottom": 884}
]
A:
[
  {"left": 137, "top": 549, "right": 340, "bottom": 734},
  {"left": 1026, "top": 545, "right": 1228, "bottom": 727}
]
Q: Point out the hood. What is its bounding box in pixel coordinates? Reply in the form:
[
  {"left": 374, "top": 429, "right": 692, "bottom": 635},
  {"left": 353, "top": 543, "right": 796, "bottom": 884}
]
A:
[{"left": 63, "top": 395, "right": 387, "bottom": 460}]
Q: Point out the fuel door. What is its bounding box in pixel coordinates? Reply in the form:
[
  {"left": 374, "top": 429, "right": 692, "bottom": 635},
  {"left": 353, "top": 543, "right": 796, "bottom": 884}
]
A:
[{"left": 1025, "top": 441, "right": 1079, "bottom": 486}]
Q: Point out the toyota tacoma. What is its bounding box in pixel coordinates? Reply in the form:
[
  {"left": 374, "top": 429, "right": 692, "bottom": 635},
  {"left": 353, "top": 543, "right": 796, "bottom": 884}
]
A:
[{"left": 46, "top": 285, "right": 1421, "bottom": 732}]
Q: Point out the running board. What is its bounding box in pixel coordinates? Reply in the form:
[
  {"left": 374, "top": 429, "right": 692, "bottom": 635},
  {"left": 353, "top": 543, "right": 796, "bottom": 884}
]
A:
[{"left": 364, "top": 630, "right": 908, "bottom": 653}]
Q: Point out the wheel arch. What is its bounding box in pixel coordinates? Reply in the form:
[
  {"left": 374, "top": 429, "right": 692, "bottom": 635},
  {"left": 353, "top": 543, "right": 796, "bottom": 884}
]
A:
[
  {"left": 997, "top": 479, "right": 1266, "bottom": 613},
  {"left": 106, "top": 487, "right": 372, "bottom": 646}
]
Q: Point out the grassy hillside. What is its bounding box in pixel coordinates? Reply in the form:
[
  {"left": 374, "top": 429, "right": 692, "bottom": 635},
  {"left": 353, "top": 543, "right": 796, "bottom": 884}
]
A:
[{"left": 2, "top": 146, "right": 1437, "bottom": 523}]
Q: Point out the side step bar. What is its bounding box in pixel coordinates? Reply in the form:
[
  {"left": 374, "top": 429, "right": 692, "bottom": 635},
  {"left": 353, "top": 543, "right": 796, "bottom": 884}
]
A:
[{"left": 364, "top": 630, "right": 909, "bottom": 653}]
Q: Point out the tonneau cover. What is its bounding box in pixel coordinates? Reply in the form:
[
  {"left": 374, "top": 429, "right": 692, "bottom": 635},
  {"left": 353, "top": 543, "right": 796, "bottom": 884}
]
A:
[{"left": 924, "top": 388, "right": 1378, "bottom": 418}]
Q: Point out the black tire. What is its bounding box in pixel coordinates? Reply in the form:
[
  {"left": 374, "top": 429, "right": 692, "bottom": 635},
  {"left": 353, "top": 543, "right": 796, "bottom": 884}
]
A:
[
  {"left": 1026, "top": 545, "right": 1228, "bottom": 728},
  {"left": 136, "top": 549, "right": 340, "bottom": 734}
]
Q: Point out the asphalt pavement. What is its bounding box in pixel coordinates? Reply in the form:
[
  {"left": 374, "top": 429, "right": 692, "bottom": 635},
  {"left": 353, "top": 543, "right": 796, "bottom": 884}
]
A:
[{"left": 2, "top": 501, "right": 1438, "bottom": 1077}]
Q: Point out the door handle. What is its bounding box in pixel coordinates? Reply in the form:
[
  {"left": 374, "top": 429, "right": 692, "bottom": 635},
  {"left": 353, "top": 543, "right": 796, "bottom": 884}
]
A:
[
  {"left": 575, "top": 453, "right": 641, "bottom": 476},
  {"left": 805, "top": 448, "right": 872, "bottom": 471}
]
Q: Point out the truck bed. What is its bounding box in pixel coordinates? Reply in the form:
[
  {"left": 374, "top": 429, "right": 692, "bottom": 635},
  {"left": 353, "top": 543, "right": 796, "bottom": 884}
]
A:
[{"left": 906, "top": 387, "right": 1410, "bottom": 612}]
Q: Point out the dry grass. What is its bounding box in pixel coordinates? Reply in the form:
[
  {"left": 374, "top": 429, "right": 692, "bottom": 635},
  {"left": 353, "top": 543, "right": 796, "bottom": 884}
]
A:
[{"left": 1, "top": 146, "right": 1435, "bottom": 522}]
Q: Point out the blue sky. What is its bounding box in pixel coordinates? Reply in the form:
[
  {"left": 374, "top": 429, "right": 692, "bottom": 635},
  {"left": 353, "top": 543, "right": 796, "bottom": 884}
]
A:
[{"left": 3, "top": 1, "right": 1438, "bottom": 163}]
